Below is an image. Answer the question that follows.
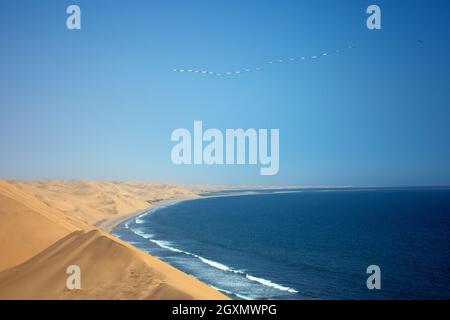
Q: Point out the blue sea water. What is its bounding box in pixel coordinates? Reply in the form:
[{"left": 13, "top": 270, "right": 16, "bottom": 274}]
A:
[{"left": 113, "top": 188, "right": 450, "bottom": 299}]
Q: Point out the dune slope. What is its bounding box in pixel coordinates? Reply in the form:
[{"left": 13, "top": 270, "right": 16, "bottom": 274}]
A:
[
  {"left": 0, "top": 180, "right": 228, "bottom": 300},
  {"left": 0, "top": 230, "right": 228, "bottom": 299},
  {"left": 0, "top": 180, "right": 88, "bottom": 271}
]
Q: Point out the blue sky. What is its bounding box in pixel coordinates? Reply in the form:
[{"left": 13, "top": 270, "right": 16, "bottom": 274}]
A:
[{"left": 1, "top": 0, "right": 450, "bottom": 186}]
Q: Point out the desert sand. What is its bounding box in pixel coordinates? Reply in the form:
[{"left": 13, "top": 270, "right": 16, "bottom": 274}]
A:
[{"left": 0, "top": 179, "right": 228, "bottom": 300}]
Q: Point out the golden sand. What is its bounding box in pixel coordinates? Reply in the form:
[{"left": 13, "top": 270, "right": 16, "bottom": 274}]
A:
[{"left": 0, "top": 180, "right": 228, "bottom": 300}]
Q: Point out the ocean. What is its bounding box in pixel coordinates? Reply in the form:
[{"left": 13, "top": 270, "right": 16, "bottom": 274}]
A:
[{"left": 113, "top": 188, "right": 450, "bottom": 300}]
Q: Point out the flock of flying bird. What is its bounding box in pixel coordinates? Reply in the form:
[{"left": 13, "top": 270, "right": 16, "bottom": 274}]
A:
[{"left": 172, "top": 45, "right": 356, "bottom": 77}]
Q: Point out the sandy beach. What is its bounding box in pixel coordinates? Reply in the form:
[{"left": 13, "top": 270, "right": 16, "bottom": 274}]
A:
[
  {"left": 0, "top": 179, "right": 229, "bottom": 300},
  {"left": 96, "top": 198, "right": 191, "bottom": 234}
]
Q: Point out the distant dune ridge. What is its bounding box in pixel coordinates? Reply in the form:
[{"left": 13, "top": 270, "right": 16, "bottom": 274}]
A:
[
  {"left": 8, "top": 180, "right": 199, "bottom": 227},
  {"left": 0, "top": 180, "right": 228, "bottom": 300}
]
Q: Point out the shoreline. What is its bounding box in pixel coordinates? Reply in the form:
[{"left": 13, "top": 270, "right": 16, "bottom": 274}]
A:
[
  {"left": 105, "top": 189, "right": 310, "bottom": 233},
  {"left": 99, "top": 197, "right": 197, "bottom": 234},
  {"left": 97, "top": 186, "right": 430, "bottom": 234},
  {"left": 111, "top": 190, "right": 303, "bottom": 300},
  {"left": 105, "top": 190, "right": 302, "bottom": 234}
]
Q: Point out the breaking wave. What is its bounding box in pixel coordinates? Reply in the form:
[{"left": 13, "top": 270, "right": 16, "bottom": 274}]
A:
[{"left": 129, "top": 226, "right": 298, "bottom": 295}]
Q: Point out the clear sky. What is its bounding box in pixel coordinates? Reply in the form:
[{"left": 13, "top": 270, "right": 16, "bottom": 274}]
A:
[{"left": 1, "top": 0, "right": 450, "bottom": 186}]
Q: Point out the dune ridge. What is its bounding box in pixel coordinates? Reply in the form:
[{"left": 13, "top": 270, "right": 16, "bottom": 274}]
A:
[
  {"left": 0, "top": 180, "right": 228, "bottom": 300},
  {"left": 9, "top": 180, "right": 199, "bottom": 227}
]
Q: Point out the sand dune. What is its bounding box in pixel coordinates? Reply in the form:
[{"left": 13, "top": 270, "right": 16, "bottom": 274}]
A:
[
  {"left": 9, "top": 180, "right": 198, "bottom": 228},
  {"left": 0, "top": 180, "right": 228, "bottom": 300},
  {"left": 0, "top": 180, "right": 88, "bottom": 271},
  {"left": 0, "top": 230, "right": 227, "bottom": 299}
]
